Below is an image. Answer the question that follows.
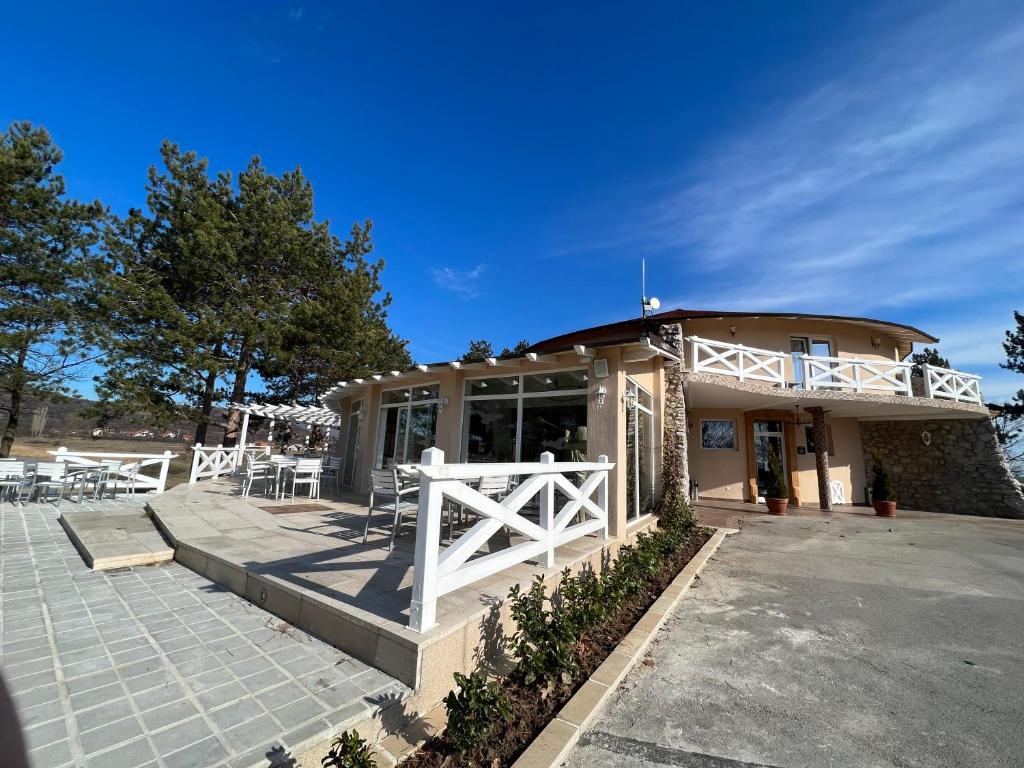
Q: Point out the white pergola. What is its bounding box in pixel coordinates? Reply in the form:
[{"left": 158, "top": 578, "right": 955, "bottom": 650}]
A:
[{"left": 231, "top": 402, "right": 343, "bottom": 455}]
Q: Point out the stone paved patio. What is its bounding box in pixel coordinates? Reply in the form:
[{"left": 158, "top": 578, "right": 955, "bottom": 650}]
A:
[{"left": 0, "top": 496, "right": 409, "bottom": 768}]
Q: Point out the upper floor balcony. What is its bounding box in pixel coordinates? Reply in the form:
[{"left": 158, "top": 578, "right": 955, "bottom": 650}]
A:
[{"left": 685, "top": 336, "right": 983, "bottom": 405}]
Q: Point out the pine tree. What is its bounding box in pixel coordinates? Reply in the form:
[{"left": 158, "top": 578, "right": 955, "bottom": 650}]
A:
[{"left": 0, "top": 123, "right": 104, "bottom": 456}]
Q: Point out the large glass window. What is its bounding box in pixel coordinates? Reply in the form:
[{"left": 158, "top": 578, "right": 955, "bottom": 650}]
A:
[
  {"left": 461, "top": 370, "right": 588, "bottom": 463},
  {"left": 701, "top": 420, "right": 736, "bottom": 450},
  {"left": 625, "top": 379, "right": 655, "bottom": 521},
  {"left": 376, "top": 385, "right": 440, "bottom": 468}
]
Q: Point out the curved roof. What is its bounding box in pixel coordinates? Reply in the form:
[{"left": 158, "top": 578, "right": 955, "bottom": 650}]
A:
[{"left": 526, "top": 308, "right": 938, "bottom": 354}]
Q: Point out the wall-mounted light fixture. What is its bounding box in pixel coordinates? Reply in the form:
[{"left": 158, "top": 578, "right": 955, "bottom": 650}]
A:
[
  {"left": 871, "top": 336, "right": 882, "bottom": 349},
  {"left": 622, "top": 388, "right": 637, "bottom": 410},
  {"left": 729, "top": 324, "right": 737, "bottom": 338},
  {"left": 595, "top": 384, "right": 608, "bottom": 407}
]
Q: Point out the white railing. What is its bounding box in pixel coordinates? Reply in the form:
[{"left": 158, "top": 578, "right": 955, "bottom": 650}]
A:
[
  {"left": 188, "top": 443, "right": 270, "bottom": 483},
  {"left": 801, "top": 354, "right": 913, "bottom": 396},
  {"left": 50, "top": 447, "right": 178, "bottom": 495},
  {"left": 688, "top": 336, "right": 786, "bottom": 386},
  {"left": 921, "top": 364, "right": 983, "bottom": 404},
  {"left": 407, "top": 448, "right": 612, "bottom": 633}
]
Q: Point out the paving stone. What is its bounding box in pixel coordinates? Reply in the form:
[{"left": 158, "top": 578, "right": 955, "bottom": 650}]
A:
[
  {"left": 139, "top": 697, "right": 200, "bottom": 731},
  {"left": 271, "top": 696, "right": 328, "bottom": 729},
  {"left": 27, "top": 738, "right": 73, "bottom": 768},
  {"left": 209, "top": 696, "right": 267, "bottom": 731},
  {"left": 124, "top": 670, "right": 176, "bottom": 695},
  {"left": 24, "top": 717, "right": 68, "bottom": 751},
  {"left": 150, "top": 715, "right": 215, "bottom": 754},
  {"left": 85, "top": 736, "right": 156, "bottom": 768},
  {"left": 132, "top": 681, "right": 186, "bottom": 711},
  {"left": 80, "top": 715, "right": 144, "bottom": 755},
  {"left": 75, "top": 697, "right": 135, "bottom": 733},
  {"left": 162, "top": 736, "right": 229, "bottom": 768},
  {"left": 68, "top": 681, "right": 125, "bottom": 711}
]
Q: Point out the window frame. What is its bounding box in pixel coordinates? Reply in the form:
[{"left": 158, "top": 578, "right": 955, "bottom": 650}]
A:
[
  {"left": 625, "top": 378, "right": 656, "bottom": 522},
  {"left": 700, "top": 418, "right": 738, "bottom": 451},
  {"left": 459, "top": 368, "right": 589, "bottom": 462},
  {"left": 375, "top": 382, "right": 441, "bottom": 468}
]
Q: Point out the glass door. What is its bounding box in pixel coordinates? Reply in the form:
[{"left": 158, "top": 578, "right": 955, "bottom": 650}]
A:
[
  {"left": 342, "top": 401, "right": 361, "bottom": 487},
  {"left": 753, "top": 420, "right": 786, "bottom": 500},
  {"left": 625, "top": 379, "right": 655, "bottom": 521},
  {"left": 790, "top": 337, "right": 810, "bottom": 388},
  {"left": 375, "top": 385, "right": 440, "bottom": 468}
]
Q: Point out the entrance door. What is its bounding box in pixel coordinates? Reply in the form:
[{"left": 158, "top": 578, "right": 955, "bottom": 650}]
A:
[
  {"left": 753, "top": 420, "right": 786, "bottom": 500},
  {"left": 342, "top": 401, "right": 361, "bottom": 487}
]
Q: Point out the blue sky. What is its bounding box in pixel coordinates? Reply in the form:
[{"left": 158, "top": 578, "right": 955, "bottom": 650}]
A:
[{"left": 3, "top": 1, "right": 1023, "bottom": 401}]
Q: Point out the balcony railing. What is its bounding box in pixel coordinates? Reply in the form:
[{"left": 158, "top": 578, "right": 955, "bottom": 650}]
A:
[
  {"left": 921, "top": 363, "right": 983, "bottom": 403},
  {"left": 799, "top": 354, "right": 913, "bottom": 396},
  {"left": 685, "top": 336, "right": 983, "bottom": 404},
  {"left": 689, "top": 336, "right": 786, "bottom": 386}
]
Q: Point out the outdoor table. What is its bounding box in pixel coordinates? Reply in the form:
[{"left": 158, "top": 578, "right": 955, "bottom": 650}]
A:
[
  {"left": 269, "top": 456, "right": 298, "bottom": 500},
  {"left": 64, "top": 462, "right": 110, "bottom": 503}
]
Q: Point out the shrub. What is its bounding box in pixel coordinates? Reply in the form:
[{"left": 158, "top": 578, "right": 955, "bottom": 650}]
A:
[
  {"left": 443, "top": 671, "right": 512, "bottom": 753},
  {"left": 507, "top": 576, "right": 579, "bottom": 687},
  {"left": 321, "top": 730, "right": 374, "bottom": 768},
  {"left": 763, "top": 448, "right": 788, "bottom": 500},
  {"left": 871, "top": 454, "right": 896, "bottom": 502}
]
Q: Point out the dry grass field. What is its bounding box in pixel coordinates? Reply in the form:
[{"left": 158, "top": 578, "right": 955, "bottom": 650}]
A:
[{"left": 9, "top": 436, "right": 193, "bottom": 489}]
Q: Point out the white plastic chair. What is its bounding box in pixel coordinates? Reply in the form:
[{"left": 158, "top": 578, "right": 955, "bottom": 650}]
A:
[{"left": 282, "top": 458, "right": 323, "bottom": 502}]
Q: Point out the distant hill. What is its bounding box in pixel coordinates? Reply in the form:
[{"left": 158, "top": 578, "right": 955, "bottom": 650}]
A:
[{"left": 0, "top": 392, "right": 232, "bottom": 444}]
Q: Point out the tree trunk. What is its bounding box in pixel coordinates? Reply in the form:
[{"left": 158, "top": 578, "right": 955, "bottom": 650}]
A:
[
  {"left": 808, "top": 407, "right": 832, "bottom": 511},
  {"left": 0, "top": 345, "right": 29, "bottom": 457},
  {"left": 223, "top": 338, "right": 252, "bottom": 447},
  {"left": 194, "top": 342, "right": 223, "bottom": 445}
]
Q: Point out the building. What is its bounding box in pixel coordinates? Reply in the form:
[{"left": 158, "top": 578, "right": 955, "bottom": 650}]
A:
[{"left": 320, "top": 308, "right": 1024, "bottom": 523}]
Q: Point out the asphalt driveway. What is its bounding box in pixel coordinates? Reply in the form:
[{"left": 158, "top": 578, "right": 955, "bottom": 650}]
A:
[{"left": 564, "top": 508, "right": 1024, "bottom": 768}]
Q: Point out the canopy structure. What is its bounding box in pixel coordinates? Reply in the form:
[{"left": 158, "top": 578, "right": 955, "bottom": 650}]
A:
[
  {"left": 231, "top": 403, "right": 342, "bottom": 427},
  {"left": 231, "top": 402, "right": 342, "bottom": 455}
]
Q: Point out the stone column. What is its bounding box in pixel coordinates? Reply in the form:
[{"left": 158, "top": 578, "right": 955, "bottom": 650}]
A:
[
  {"left": 659, "top": 323, "right": 690, "bottom": 503},
  {"left": 807, "top": 406, "right": 831, "bottom": 510}
]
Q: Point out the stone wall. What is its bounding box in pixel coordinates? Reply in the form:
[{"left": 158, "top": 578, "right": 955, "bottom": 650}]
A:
[
  {"left": 860, "top": 418, "right": 1024, "bottom": 519},
  {"left": 659, "top": 323, "right": 690, "bottom": 502}
]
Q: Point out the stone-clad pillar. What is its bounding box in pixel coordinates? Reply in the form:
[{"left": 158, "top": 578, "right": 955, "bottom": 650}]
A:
[
  {"left": 659, "top": 323, "right": 690, "bottom": 503},
  {"left": 807, "top": 406, "right": 831, "bottom": 510}
]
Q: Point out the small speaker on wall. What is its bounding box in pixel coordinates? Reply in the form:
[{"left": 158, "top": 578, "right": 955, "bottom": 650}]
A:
[{"left": 593, "top": 359, "right": 609, "bottom": 378}]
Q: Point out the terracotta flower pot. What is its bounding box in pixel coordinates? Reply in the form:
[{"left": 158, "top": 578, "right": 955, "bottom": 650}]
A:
[
  {"left": 873, "top": 500, "right": 897, "bottom": 517},
  {"left": 766, "top": 497, "right": 788, "bottom": 516}
]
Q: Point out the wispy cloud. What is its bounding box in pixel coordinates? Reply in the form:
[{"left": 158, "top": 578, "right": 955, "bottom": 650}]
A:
[
  {"left": 289, "top": 7, "right": 304, "bottom": 22},
  {"left": 589, "top": 3, "right": 1024, "bottom": 330},
  {"left": 432, "top": 263, "right": 488, "bottom": 299}
]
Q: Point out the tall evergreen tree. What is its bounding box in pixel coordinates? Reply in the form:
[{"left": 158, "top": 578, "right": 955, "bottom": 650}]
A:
[
  {"left": 98, "top": 142, "right": 408, "bottom": 443},
  {"left": 0, "top": 123, "right": 104, "bottom": 456},
  {"left": 257, "top": 220, "right": 410, "bottom": 404}
]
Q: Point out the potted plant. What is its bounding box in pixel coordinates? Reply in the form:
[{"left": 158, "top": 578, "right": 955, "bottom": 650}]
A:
[
  {"left": 871, "top": 455, "right": 897, "bottom": 517},
  {"left": 763, "top": 448, "right": 789, "bottom": 515}
]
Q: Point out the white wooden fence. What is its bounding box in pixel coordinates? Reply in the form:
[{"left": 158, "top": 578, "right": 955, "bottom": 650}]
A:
[
  {"left": 407, "top": 448, "right": 612, "bottom": 633},
  {"left": 688, "top": 336, "right": 786, "bottom": 386},
  {"left": 921, "top": 364, "right": 983, "bottom": 404},
  {"left": 801, "top": 355, "right": 913, "bottom": 396},
  {"left": 50, "top": 447, "right": 177, "bottom": 495},
  {"left": 188, "top": 443, "right": 269, "bottom": 483}
]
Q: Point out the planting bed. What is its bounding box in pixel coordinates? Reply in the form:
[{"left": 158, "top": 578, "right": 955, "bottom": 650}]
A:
[{"left": 401, "top": 526, "right": 714, "bottom": 767}]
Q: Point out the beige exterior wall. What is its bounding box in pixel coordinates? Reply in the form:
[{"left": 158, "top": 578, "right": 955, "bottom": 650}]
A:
[
  {"left": 687, "top": 406, "right": 866, "bottom": 506},
  {"left": 687, "top": 408, "right": 748, "bottom": 500},
  {"left": 791, "top": 416, "right": 866, "bottom": 506}
]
